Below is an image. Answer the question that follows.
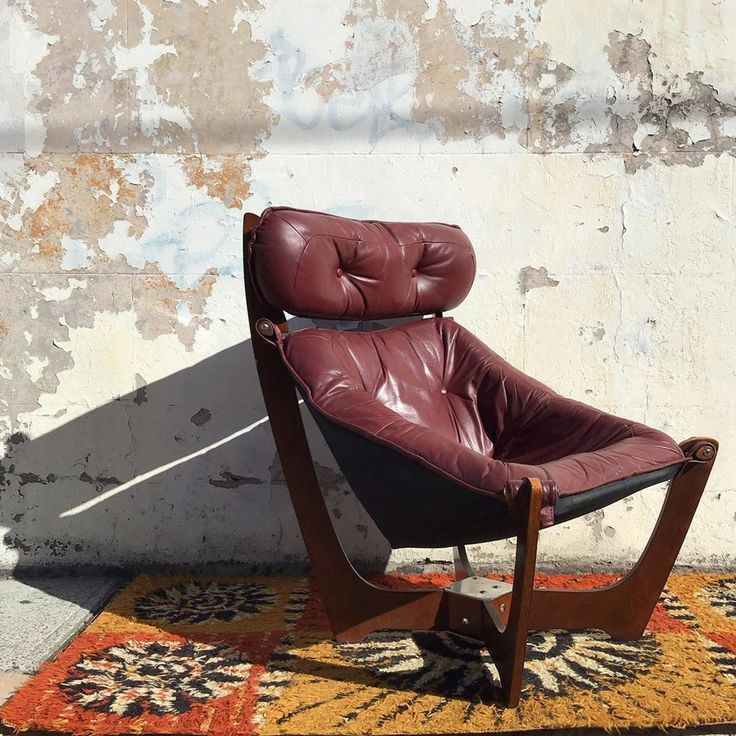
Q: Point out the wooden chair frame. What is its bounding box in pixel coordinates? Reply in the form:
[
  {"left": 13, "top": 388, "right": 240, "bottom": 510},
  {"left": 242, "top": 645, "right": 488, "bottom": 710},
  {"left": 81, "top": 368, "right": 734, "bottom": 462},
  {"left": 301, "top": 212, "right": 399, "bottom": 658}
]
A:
[{"left": 243, "top": 213, "right": 718, "bottom": 707}]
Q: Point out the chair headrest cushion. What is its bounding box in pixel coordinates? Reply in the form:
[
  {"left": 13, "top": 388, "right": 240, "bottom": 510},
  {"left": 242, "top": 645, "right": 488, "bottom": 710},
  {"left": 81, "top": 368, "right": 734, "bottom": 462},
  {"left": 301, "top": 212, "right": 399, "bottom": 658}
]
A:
[{"left": 247, "top": 207, "right": 476, "bottom": 319}]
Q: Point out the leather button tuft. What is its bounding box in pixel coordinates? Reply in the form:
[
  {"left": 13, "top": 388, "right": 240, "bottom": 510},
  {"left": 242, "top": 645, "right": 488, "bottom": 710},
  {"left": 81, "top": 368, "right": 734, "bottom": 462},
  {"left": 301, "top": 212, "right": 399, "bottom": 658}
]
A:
[
  {"left": 336, "top": 268, "right": 344, "bottom": 277},
  {"left": 411, "top": 268, "right": 417, "bottom": 277},
  {"left": 440, "top": 388, "right": 447, "bottom": 395}
]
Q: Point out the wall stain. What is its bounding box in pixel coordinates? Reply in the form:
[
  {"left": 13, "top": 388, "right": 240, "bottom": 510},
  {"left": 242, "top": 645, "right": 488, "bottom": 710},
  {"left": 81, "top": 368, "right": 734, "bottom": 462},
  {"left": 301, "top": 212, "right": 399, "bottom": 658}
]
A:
[
  {"left": 0, "top": 154, "right": 219, "bottom": 414},
  {"left": 209, "top": 471, "right": 262, "bottom": 489},
  {"left": 190, "top": 408, "right": 212, "bottom": 426},
  {"left": 580, "top": 323, "right": 606, "bottom": 345},
  {"left": 294, "top": 2, "right": 736, "bottom": 164},
  {"left": 602, "top": 31, "right": 736, "bottom": 172},
  {"left": 79, "top": 471, "right": 121, "bottom": 492}
]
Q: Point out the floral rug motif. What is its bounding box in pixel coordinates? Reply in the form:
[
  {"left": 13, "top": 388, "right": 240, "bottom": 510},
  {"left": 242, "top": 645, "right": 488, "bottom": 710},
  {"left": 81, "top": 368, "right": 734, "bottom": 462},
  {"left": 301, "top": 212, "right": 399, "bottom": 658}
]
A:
[{"left": 1, "top": 572, "right": 735, "bottom": 734}]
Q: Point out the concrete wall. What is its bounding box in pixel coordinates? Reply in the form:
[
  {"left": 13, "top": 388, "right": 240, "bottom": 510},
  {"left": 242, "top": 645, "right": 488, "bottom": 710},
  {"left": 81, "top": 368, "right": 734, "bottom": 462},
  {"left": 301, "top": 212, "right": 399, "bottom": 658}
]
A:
[{"left": 1, "top": 0, "right": 734, "bottom": 572}]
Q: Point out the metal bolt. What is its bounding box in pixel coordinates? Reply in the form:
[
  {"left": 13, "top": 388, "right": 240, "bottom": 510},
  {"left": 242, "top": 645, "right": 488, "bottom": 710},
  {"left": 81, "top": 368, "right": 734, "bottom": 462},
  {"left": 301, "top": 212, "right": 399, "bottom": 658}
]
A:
[
  {"left": 695, "top": 443, "right": 715, "bottom": 461},
  {"left": 256, "top": 320, "right": 274, "bottom": 337},
  {"left": 461, "top": 617, "right": 470, "bottom": 625}
]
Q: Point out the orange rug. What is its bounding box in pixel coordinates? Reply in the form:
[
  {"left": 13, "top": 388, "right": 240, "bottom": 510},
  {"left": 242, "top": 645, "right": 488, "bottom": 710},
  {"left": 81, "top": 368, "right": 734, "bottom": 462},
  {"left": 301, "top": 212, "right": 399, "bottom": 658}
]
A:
[{"left": 1, "top": 572, "right": 735, "bottom": 734}]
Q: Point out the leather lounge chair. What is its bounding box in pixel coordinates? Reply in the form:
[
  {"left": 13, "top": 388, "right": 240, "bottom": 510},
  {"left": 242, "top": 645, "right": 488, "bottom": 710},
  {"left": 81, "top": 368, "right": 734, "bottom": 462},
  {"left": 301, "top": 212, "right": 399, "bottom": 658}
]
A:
[{"left": 242, "top": 206, "right": 717, "bottom": 707}]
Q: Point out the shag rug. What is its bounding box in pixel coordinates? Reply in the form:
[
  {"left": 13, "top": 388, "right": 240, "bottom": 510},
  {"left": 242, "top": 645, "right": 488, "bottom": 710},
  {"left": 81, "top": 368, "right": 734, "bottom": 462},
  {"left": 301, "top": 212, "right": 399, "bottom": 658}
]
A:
[{"left": 1, "top": 572, "right": 735, "bottom": 735}]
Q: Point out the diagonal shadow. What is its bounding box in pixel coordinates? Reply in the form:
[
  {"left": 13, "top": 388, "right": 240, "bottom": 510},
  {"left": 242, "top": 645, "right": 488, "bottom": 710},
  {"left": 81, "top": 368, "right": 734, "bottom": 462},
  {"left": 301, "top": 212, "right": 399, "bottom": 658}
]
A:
[{"left": 1, "top": 330, "right": 392, "bottom": 603}]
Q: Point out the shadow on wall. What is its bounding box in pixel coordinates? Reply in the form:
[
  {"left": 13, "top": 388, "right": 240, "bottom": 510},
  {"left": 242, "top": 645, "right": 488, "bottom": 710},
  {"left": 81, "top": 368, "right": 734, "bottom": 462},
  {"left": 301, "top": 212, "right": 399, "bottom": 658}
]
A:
[{"left": 0, "top": 330, "right": 393, "bottom": 593}]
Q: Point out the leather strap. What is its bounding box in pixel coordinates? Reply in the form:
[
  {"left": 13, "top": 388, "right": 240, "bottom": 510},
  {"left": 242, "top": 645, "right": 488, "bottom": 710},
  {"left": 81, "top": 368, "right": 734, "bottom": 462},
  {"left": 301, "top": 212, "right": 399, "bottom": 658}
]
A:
[
  {"left": 254, "top": 318, "right": 285, "bottom": 346},
  {"left": 505, "top": 478, "right": 559, "bottom": 528}
]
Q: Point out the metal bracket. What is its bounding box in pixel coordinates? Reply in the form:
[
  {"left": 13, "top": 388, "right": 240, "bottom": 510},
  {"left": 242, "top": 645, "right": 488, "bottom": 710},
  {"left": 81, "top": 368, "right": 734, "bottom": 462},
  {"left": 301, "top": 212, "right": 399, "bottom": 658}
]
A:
[
  {"left": 445, "top": 576, "right": 514, "bottom": 640},
  {"left": 444, "top": 576, "right": 512, "bottom": 600}
]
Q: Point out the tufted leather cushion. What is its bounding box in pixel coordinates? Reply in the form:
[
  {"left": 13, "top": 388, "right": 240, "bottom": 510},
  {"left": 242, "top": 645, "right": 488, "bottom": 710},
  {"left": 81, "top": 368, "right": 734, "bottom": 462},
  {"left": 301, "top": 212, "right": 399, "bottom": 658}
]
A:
[
  {"left": 247, "top": 207, "right": 475, "bottom": 319},
  {"left": 281, "top": 318, "right": 685, "bottom": 512}
]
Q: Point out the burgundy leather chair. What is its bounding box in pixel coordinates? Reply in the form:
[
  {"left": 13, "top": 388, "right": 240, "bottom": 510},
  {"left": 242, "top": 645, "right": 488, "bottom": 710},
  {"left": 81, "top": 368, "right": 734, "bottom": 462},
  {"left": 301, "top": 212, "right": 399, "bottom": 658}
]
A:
[{"left": 243, "top": 206, "right": 717, "bottom": 707}]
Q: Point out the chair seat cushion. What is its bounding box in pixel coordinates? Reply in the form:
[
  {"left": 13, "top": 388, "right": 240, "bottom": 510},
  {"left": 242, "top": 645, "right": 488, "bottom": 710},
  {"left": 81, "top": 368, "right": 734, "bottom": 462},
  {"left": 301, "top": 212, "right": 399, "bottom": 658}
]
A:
[{"left": 280, "top": 317, "right": 685, "bottom": 516}]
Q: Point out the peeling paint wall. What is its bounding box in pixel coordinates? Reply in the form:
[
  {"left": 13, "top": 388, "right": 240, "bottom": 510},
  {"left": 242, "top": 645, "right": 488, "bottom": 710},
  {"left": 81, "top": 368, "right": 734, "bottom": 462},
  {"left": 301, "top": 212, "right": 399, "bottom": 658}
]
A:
[{"left": 1, "top": 0, "right": 734, "bottom": 572}]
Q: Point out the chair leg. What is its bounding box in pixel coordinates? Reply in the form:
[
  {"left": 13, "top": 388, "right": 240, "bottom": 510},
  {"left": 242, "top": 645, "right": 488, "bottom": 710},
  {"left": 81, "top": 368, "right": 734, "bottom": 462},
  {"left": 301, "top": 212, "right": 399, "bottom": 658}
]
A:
[
  {"left": 529, "top": 438, "right": 717, "bottom": 639},
  {"left": 444, "top": 479, "right": 543, "bottom": 707},
  {"left": 487, "top": 478, "right": 543, "bottom": 706}
]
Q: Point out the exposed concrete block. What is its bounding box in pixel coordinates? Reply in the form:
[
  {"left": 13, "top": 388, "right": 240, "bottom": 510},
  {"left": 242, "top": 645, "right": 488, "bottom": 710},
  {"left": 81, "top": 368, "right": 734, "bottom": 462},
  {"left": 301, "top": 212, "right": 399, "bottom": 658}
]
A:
[{"left": 0, "top": 576, "right": 120, "bottom": 672}]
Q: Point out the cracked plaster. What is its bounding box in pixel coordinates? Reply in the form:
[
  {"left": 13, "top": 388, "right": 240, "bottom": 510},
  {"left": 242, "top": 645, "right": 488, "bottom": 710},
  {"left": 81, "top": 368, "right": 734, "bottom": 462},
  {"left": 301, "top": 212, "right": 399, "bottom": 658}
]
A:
[{"left": 0, "top": 0, "right": 734, "bottom": 571}]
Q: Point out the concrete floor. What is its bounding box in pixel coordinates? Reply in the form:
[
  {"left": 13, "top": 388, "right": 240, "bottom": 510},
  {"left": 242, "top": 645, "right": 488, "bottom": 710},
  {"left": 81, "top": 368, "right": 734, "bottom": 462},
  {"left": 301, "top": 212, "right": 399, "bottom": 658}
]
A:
[
  {"left": 0, "top": 575, "right": 122, "bottom": 706},
  {"left": 0, "top": 574, "right": 733, "bottom": 736}
]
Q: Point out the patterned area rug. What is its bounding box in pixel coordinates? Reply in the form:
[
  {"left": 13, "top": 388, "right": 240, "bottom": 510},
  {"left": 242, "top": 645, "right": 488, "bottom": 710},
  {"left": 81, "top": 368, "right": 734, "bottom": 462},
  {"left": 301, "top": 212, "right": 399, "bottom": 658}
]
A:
[{"left": 1, "top": 572, "right": 735, "bottom": 735}]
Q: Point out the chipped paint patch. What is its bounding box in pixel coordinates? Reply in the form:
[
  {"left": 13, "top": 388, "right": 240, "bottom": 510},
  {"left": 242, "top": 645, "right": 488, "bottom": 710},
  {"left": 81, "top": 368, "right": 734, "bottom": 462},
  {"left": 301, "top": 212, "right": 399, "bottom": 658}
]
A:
[
  {"left": 518, "top": 266, "right": 559, "bottom": 295},
  {"left": 580, "top": 323, "right": 606, "bottom": 345},
  {"left": 182, "top": 156, "right": 253, "bottom": 209},
  {"left": 10, "top": 0, "right": 275, "bottom": 153},
  {"left": 59, "top": 237, "right": 93, "bottom": 270}
]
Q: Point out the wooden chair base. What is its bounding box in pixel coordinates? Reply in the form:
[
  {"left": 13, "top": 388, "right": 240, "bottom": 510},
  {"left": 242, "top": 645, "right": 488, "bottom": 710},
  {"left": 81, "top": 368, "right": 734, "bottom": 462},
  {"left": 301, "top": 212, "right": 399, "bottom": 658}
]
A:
[
  {"left": 312, "top": 443, "right": 714, "bottom": 707},
  {"left": 244, "top": 213, "right": 718, "bottom": 707},
  {"left": 297, "top": 443, "right": 715, "bottom": 708}
]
